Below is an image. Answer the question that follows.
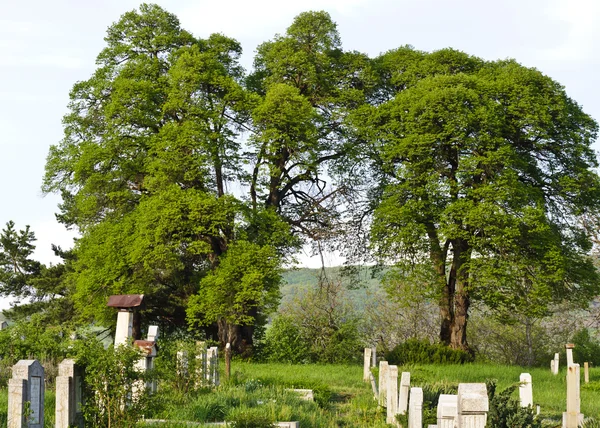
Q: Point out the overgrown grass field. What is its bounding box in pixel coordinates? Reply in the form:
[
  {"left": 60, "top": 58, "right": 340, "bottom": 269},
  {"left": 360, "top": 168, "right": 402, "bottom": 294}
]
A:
[{"left": 0, "top": 362, "right": 597, "bottom": 427}]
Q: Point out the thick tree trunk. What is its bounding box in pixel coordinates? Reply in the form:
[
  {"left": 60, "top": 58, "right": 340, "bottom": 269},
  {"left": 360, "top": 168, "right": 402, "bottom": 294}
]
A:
[{"left": 449, "top": 283, "right": 470, "bottom": 350}]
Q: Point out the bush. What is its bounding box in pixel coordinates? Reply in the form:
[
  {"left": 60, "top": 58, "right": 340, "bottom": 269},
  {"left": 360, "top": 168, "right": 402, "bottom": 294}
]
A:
[
  {"left": 261, "top": 315, "right": 307, "bottom": 363},
  {"left": 385, "top": 339, "right": 473, "bottom": 365},
  {"left": 572, "top": 329, "right": 600, "bottom": 365},
  {"left": 486, "top": 381, "right": 541, "bottom": 428}
]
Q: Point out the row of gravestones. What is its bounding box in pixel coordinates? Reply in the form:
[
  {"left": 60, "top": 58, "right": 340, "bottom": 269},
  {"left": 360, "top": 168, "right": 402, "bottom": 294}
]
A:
[{"left": 363, "top": 346, "right": 587, "bottom": 428}]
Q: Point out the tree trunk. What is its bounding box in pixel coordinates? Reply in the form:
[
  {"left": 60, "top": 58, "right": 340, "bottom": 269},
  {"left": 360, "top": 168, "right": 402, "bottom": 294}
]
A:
[{"left": 449, "top": 281, "right": 470, "bottom": 350}]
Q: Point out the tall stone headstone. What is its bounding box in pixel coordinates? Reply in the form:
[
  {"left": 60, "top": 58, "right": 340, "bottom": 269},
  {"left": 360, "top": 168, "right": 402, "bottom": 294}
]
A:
[
  {"left": 457, "top": 383, "right": 488, "bottom": 428},
  {"left": 107, "top": 294, "right": 144, "bottom": 346},
  {"left": 205, "top": 346, "right": 219, "bottom": 386},
  {"left": 399, "top": 371, "right": 411, "bottom": 415},
  {"left": 553, "top": 353, "right": 560, "bottom": 375},
  {"left": 363, "top": 348, "right": 372, "bottom": 382},
  {"left": 563, "top": 363, "right": 584, "bottom": 427},
  {"left": 55, "top": 359, "right": 84, "bottom": 428},
  {"left": 584, "top": 362, "right": 589, "bottom": 384},
  {"left": 378, "top": 361, "right": 389, "bottom": 406},
  {"left": 372, "top": 346, "right": 377, "bottom": 367},
  {"left": 408, "top": 387, "right": 423, "bottom": 428},
  {"left": 519, "top": 373, "right": 533, "bottom": 408},
  {"left": 566, "top": 344, "right": 575, "bottom": 367},
  {"left": 386, "top": 365, "right": 399, "bottom": 425},
  {"left": 437, "top": 394, "right": 458, "bottom": 428},
  {"left": 8, "top": 360, "right": 45, "bottom": 428},
  {"left": 551, "top": 359, "right": 556, "bottom": 374}
]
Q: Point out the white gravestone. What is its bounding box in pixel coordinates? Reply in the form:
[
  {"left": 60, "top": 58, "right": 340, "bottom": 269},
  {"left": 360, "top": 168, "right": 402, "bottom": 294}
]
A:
[
  {"left": 372, "top": 346, "right": 377, "bottom": 367},
  {"left": 519, "top": 373, "right": 533, "bottom": 408},
  {"left": 566, "top": 344, "right": 574, "bottom": 367},
  {"left": 437, "top": 394, "right": 458, "bottom": 428},
  {"left": 114, "top": 310, "right": 134, "bottom": 346},
  {"left": 56, "top": 359, "right": 84, "bottom": 428},
  {"left": 378, "top": 361, "right": 389, "bottom": 406},
  {"left": 386, "top": 365, "right": 399, "bottom": 425},
  {"left": 363, "top": 348, "right": 372, "bottom": 382},
  {"left": 457, "top": 383, "right": 488, "bottom": 428},
  {"left": 563, "top": 363, "right": 584, "bottom": 427},
  {"left": 553, "top": 353, "right": 560, "bottom": 375},
  {"left": 8, "top": 359, "right": 45, "bottom": 428},
  {"left": 399, "top": 371, "right": 411, "bottom": 415},
  {"left": 408, "top": 387, "right": 423, "bottom": 428}
]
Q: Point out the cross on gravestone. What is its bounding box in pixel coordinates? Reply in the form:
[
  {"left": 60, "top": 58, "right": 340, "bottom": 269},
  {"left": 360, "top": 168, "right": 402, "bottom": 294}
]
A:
[
  {"left": 386, "top": 365, "right": 399, "bottom": 425},
  {"left": 519, "top": 373, "right": 533, "bottom": 408},
  {"left": 8, "top": 360, "right": 45, "bottom": 428},
  {"left": 437, "top": 394, "right": 458, "bottom": 428},
  {"left": 363, "top": 348, "right": 372, "bottom": 382},
  {"left": 457, "top": 383, "right": 489, "bottom": 428},
  {"left": 408, "top": 387, "right": 423, "bottom": 428},
  {"left": 378, "top": 361, "right": 388, "bottom": 406},
  {"left": 399, "top": 371, "right": 411, "bottom": 415},
  {"left": 55, "top": 359, "right": 84, "bottom": 428}
]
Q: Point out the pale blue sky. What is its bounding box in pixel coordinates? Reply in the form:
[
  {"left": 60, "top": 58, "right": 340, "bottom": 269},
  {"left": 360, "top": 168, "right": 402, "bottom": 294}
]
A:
[{"left": 0, "top": 0, "right": 598, "bottom": 274}]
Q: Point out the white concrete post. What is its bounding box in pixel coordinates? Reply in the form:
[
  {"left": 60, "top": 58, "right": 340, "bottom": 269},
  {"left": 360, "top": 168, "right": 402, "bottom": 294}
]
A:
[
  {"left": 378, "top": 361, "right": 388, "bottom": 406},
  {"left": 363, "top": 348, "right": 372, "bottom": 382},
  {"left": 566, "top": 344, "right": 574, "bottom": 367},
  {"left": 563, "top": 363, "right": 583, "bottom": 427},
  {"left": 519, "top": 373, "right": 533, "bottom": 408},
  {"left": 408, "top": 387, "right": 423, "bottom": 428},
  {"left": 114, "top": 310, "right": 133, "bottom": 346},
  {"left": 372, "top": 346, "right": 377, "bottom": 367},
  {"left": 553, "top": 353, "right": 560, "bottom": 375},
  {"left": 387, "top": 365, "right": 399, "bottom": 425},
  {"left": 437, "top": 394, "right": 458, "bottom": 428},
  {"left": 55, "top": 359, "right": 83, "bottom": 428},
  {"left": 584, "top": 362, "right": 589, "bottom": 384},
  {"left": 399, "top": 371, "right": 411, "bottom": 415},
  {"left": 457, "top": 383, "right": 488, "bottom": 428}
]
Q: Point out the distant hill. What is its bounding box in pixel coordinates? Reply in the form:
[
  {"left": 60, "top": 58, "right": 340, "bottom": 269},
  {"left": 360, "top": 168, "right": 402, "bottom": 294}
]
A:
[{"left": 280, "top": 266, "right": 386, "bottom": 310}]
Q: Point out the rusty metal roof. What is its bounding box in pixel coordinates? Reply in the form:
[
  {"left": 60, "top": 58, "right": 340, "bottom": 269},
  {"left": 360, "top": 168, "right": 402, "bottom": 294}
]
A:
[
  {"left": 107, "top": 294, "right": 145, "bottom": 308},
  {"left": 134, "top": 340, "right": 156, "bottom": 355}
]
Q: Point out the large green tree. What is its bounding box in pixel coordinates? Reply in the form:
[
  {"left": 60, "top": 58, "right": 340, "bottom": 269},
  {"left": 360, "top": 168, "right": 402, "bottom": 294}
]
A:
[{"left": 364, "top": 53, "right": 600, "bottom": 349}]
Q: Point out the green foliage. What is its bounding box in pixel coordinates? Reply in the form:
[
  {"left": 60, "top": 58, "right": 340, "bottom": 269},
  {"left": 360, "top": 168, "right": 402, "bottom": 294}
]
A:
[
  {"left": 486, "top": 381, "right": 541, "bottom": 428},
  {"left": 73, "top": 337, "right": 148, "bottom": 427},
  {"left": 572, "top": 329, "right": 600, "bottom": 365},
  {"left": 385, "top": 339, "right": 473, "bottom": 365},
  {"left": 260, "top": 315, "right": 307, "bottom": 364}
]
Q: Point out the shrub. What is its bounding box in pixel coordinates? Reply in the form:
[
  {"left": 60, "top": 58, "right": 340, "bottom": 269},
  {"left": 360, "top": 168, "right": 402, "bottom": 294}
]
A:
[
  {"left": 385, "top": 339, "right": 473, "bottom": 365},
  {"left": 572, "top": 329, "right": 600, "bottom": 365},
  {"left": 261, "top": 315, "right": 307, "bottom": 363},
  {"left": 486, "top": 381, "right": 541, "bottom": 428}
]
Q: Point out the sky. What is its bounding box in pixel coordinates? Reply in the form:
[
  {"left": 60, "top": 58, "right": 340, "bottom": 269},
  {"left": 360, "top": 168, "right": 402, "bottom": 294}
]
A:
[{"left": 0, "top": 0, "right": 599, "bottom": 279}]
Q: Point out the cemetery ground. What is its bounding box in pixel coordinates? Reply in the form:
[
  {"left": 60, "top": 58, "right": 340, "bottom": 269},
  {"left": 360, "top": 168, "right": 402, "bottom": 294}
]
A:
[{"left": 0, "top": 361, "right": 598, "bottom": 427}]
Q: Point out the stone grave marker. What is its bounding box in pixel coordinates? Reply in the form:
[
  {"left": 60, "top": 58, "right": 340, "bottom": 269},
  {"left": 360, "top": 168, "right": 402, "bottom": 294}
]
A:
[
  {"left": 437, "top": 394, "right": 457, "bottom": 428},
  {"left": 408, "top": 387, "right": 423, "bottom": 428},
  {"left": 553, "top": 353, "right": 560, "bottom": 375},
  {"left": 8, "top": 359, "right": 45, "bottom": 428},
  {"left": 563, "top": 363, "right": 583, "bottom": 427},
  {"left": 519, "top": 373, "right": 533, "bottom": 408},
  {"left": 584, "top": 362, "right": 589, "bottom": 384},
  {"left": 457, "top": 383, "right": 488, "bottom": 428},
  {"left": 363, "top": 348, "right": 372, "bottom": 382},
  {"left": 107, "top": 294, "right": 144, "bottom": 346},
  {"left": 399, "top": 371, "right": 411, "bottom": 415},
  {"left": 566, "top": 343, "right": 575, "bottom": 367},
  {"left": 378, "top": 361, "right": 388, "bottom": 406},
  {"left": 55, "top": 359, "right": 84, "bottom": 428},
  {"left": 386, "top": 365, "right": 399, "bottom": 425}
]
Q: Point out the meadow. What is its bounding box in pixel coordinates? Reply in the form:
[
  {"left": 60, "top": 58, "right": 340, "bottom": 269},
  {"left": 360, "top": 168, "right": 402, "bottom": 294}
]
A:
[{"left": 1, "top": 361, "right": 596, "bottom": 427}]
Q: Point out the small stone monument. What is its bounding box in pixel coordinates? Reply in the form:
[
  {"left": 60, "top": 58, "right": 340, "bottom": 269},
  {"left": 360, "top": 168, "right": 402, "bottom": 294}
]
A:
[
  {"left": 206, "top": 346, "right": 219, "bottom": 386},
  {"left": 8, "top": 360, "right": 45, "bottom": 428},
  {"left": 133, "top": 325, "right": 159, "bottom": 393},
  {"left": 107, "top": 294, "right": 145, "bottom": 346},
  {"left": 437, "top": 394, "right": 458, "bottom": 428},
  {"left": 457, "top": 383, "right": 488, "bottom": 428},
  {"left": 408, "top": 387, "right": 423, "bottom": 428},
  {"left": 519, "top": 373, "right": 533, "bottom": 408},
  {"left": 566, "top": 344, "right": 575, "bottom": 367},
  {"left": 363, "top": 348, "right": 372, "bottom": 382},
  {"left": 55, "top": 359, "right": 84, "bottom": 428},
  {"left": 372, "top": 346, "right": 377, "bottom": 367},
  {"left": 563, "top": 363, "right": 584, "bottom": 427},
  {"left": 386, "top": 365, "right": 399, "bottom": 424},
  {"left": 399, "top": 371, "right": 411, "bottom": 415},
  {"left": 553, "top": 353, "right": 560, "bottom": 375},
  {"left": 378, "top": 361, "right": 388, "bottom": 406},
  {"left": 584, "top": 362, "right": 589, "bottom": 384}
]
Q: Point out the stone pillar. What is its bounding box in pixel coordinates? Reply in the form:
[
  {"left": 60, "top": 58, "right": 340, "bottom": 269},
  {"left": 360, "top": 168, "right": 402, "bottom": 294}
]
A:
[
  {"left": 55, "top": 359, "right": 83, "bottom": 428},
  {"left": 519, "top": 373, "right": 533, "bottom": 408},
  {"left": 553, "top": 353, "right": 560, "bottom": 375},
  {"left": 372, "top": 346, "right": 377, "bottom": 367},
  {"left": 408, "top": 387, "right": 423, "bottom": 428},
  {"left": 566, "top": 344, "right": 574, "bottom": 367},
  {"left": 114, "top": 310, "right": 134, "bottom": 346},
  {"left": 363, "top": 348, "right": 372, "bottom": 382},
  {"left": 211, "top": 346, "right": 220, "bottom": 386},
  {"left": 386, "top": 365, "right": 399, "bottom": 425},
  {"left": 399, "top": 371, "right": 411, "bottom": 415},
  {"left": 8, "top": 360, "right": 45, "bottom": 428},
  {"left": 563, "top": 363, "right": 584, "bottom": 427},
  {"left": 584, "top": 362, "right": 589, "bottom": 384},
  {"left": 378, "top": 361, "right": 388, "bottom": 406},
  {"left": 437, "top": 394, "right": 458, "bottom": 428},
  {"left": 457, "top": 383, "right": 488, "bottom": 428}
]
